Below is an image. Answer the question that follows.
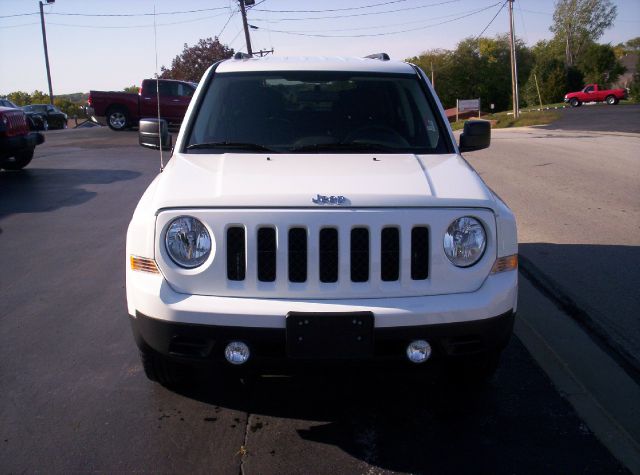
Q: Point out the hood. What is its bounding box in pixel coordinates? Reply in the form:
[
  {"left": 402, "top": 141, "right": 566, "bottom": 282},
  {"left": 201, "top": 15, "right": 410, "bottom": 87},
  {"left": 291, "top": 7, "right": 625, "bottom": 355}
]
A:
[{"left": 152, "top": 152, "right": 496, "bottom": 210}]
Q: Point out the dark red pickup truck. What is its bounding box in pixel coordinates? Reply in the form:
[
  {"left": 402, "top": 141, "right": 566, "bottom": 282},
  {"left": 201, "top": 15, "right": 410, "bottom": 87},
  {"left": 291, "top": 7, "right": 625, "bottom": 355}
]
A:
[
  {"left": 87, "top": 79, "right": 197, "bottom": 131},
  {"left": 564, "top": 84, "right": 628, "bottom": 107}
]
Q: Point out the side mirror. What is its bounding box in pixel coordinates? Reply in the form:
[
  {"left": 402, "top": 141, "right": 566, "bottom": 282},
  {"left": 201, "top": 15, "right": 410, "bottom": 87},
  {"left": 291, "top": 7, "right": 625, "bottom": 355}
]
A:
[
  {"left": 459, "top": 120, "right": 491, "bottom": 153},
  {"left": 139, "top": 118, "right": 172, "bottom": 151}
]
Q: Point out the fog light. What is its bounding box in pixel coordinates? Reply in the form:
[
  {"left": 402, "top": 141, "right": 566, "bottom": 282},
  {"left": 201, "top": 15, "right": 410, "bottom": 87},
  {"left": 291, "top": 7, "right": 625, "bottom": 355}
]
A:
[
  {"left": 224, "top": 341, "right": 250, "bottom": 365},
  {"left": 406, "top": 340, "right": 432, "bottom": 364}
]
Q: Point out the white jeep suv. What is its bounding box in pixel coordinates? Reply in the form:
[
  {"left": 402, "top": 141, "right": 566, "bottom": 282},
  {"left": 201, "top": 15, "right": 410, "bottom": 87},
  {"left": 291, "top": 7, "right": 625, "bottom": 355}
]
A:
[{"left": 126, "top": 54, "right": 517, "bottom": 386}]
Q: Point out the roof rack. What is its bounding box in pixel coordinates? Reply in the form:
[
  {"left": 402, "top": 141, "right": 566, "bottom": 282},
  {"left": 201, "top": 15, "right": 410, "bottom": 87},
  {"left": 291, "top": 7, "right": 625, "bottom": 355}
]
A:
[
  {"left": 364, "top": 53, "right": 390, "bottom": 61},
  {"left": 233, "top": 52, "right": 252, "bottom": 60}
]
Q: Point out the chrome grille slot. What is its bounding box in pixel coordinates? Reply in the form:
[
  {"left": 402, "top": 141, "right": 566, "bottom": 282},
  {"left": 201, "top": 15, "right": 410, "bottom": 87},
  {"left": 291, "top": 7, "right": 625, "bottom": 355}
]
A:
[
  {"left": 319, "top": 228, "right": 339, "bottom": 283},
  {"left": 257, "top": 227, "right": 277, "bottom": 282},
  {"left": 226, "top": 227, "right": 246, "bottom": 281},
  {"left": 411, "top": 226, "right": 429, "bottom": 280},
  {"left": 381, "top": 227, "right": 400, "bottom": 281},
  {"left": 350, "top": 227, "right": 370, "bottom": 282},
  {"left": 288, "top": 227, "right": 307, "bottom": 283}
]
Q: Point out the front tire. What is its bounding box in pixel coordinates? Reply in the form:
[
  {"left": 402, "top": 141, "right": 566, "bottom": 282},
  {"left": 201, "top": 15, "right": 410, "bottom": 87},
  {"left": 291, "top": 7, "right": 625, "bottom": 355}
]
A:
[
  {"left": 1, "top": 149, "right": 34, "bottom": 171},
  {"left": 107, "top": 106, "right": 130, "bottom": 131},
  {"left": 605, "top": 95, "right": 618, "bottom": 105},
  {"left": 569, "top": 98, "right": 580, "bottom": 107},
  {"left": 140, "top": 348, "right": 186, "bottom": 387}
]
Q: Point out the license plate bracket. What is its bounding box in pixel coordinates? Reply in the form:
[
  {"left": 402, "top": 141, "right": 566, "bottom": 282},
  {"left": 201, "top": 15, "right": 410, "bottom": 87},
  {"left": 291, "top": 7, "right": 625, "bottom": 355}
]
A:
[{"left": 286, "top": 311, "right": 374, "bottom": 359}]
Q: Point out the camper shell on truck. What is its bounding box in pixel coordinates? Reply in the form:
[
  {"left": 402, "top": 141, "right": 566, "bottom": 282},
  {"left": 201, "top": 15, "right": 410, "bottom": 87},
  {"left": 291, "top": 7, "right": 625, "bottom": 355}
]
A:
[{"left": 126, "top": 54, "right": 518, "bottom": 386}]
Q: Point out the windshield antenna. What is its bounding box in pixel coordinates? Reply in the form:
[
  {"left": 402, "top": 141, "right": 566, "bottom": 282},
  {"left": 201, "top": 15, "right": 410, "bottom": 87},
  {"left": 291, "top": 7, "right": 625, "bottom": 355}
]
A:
[{"left": 153, "top": 4, "right": 164, "bottom": 172}]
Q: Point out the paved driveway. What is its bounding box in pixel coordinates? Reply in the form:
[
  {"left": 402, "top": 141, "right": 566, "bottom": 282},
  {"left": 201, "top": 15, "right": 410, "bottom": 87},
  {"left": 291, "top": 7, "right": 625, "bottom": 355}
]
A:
[
  {"left": 464, "top": 105, "right": 640, "bottom": 374},
  {"left": 0, "top": 127, "right": 625, "bottom": 473}
]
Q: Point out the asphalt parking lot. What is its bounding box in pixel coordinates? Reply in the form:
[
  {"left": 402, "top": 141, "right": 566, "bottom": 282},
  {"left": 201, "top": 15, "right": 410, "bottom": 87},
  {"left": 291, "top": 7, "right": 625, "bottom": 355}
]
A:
[{"left": 0, "top": 108, "right": 637, "bottom": 473}]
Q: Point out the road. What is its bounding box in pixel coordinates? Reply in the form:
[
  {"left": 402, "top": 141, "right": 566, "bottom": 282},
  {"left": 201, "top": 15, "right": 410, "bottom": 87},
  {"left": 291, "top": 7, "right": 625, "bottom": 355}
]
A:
[
  {"left": 465, "top": 104, "right": 640, "bottom": 375},
  {"left": 0, "top": 122, "right": 631, "bottom": 473}
]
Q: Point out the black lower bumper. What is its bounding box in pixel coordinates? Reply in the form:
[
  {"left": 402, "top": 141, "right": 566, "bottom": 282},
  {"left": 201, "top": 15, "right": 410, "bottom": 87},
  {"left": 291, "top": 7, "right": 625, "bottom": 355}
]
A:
[
  {"left": 0, "top": 132, "right": 44, "bottom": 157},
  {"left": 131, "top": 311, "right": 515, "bottom": 369}
]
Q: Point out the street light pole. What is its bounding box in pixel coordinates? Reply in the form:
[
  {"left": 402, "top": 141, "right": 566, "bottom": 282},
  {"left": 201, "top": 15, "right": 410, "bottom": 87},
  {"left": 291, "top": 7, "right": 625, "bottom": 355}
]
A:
[
  {"left": 238, "top": 0, "right": 253, "bottom": 56},
  {"left": 508, "top": 0, "right": 519, "bottom": 118},
  {"left": 39, "top": 0, "right": 54, "bottom": 104}
]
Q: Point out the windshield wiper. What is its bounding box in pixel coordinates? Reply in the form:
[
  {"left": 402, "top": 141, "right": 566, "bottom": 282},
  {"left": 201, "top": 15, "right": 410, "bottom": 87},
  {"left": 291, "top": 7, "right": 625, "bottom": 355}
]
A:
[
  {"left": 289, "top": 142, "right": 400, "bottom": 152},
  {"left": 187, "top": 141, "right": 275, "bottom": 152}
]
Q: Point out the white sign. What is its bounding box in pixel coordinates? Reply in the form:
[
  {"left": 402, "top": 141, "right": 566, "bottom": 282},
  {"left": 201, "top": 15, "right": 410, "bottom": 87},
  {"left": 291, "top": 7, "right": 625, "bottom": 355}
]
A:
[{"left": 458, "top": 99, "right": 480, "bottom": 112}]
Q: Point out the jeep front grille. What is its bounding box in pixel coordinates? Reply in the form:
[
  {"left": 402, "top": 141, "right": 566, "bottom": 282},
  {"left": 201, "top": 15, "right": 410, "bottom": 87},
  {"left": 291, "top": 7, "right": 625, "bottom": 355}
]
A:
[{"left": 229, "top": 225, "right": 429, "bottom": 284}]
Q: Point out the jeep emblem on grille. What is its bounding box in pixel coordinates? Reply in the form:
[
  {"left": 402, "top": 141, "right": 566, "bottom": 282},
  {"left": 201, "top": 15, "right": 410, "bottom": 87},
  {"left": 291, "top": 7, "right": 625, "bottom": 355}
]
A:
[{"left": 312, "top": 194, "right": 347, "bottom": 205}]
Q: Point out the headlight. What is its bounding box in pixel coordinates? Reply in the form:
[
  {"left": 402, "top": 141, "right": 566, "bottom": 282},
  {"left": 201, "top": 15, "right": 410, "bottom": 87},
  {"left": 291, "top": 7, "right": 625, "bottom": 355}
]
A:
[
  {"left": 165, "top": 216, "right": 211, "bottom": 268},
  {"left": 443, "top": 217, "right": 486, "bottom": 267}
]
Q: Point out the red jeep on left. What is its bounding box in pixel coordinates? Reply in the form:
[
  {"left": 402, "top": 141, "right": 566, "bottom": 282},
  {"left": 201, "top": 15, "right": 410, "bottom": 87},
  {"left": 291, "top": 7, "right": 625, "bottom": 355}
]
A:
[{"left": 0, "top": 106, "right": 45, "bottom": 170}]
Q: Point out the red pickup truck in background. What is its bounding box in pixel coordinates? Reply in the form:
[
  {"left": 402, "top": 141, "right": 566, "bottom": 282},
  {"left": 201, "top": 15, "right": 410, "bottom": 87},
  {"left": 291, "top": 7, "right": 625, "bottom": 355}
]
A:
[
  {"left": 564, "top": 84, "right": 628, "bottom": 107},
  {"left": 87, "top": 79, "right": 197, "bottom": 131}
]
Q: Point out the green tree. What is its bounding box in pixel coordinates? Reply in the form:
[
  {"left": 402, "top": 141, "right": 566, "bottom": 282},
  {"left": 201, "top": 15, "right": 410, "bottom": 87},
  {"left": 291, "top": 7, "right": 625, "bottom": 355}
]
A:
[
  {"left": 160, "top": 37, "right": 234, "bottom": 82},
  {"left": 577, "top": 43, "right": 625, "bottom": 85},
  {"left": 550, "top": 0, "right": 617, "bottom": 67},
  {"left": 409, "top": 35, "right": 532, "bottom": 112},
  {"left": 30, "top": 90, "right": 50, "bottom": 104},
  {"left": 625, "top": 37, "right": 640, "bottom": 53},
  {"left": 7, "top": 91, "right": 32, "bottom": 106},
  {"left": 629, "top": 57, "right": 640, "bottom": 100},
  {"left": 53, "top": 97, "right": 81, "bottom": 117},
  {"left": 408, "top": 49, "right": 455, "bottom": 106},
  {"left": 123, "top": 85, "right": 138, "bottom": 93},
  {"left": 522, "top": 39, "right": 583, "bottom": 106}
]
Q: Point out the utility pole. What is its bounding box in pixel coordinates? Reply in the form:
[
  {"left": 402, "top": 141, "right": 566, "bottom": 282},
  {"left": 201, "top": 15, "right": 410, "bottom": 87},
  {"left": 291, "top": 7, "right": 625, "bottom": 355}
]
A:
[
  {"left": 39, "top": 0, "right": 54, "bottom": 104},
  {"left": 431, "top": 61, "right": 435, "bottom": 89},
  {"left": 508, "top": 0, "right": 519, "bottom": 118},
  {"left": 534, "top": 73, "right": 543, "bottom": 109},
  {"left": 238, "top": 0, "right": 253, "bottom": 56}
]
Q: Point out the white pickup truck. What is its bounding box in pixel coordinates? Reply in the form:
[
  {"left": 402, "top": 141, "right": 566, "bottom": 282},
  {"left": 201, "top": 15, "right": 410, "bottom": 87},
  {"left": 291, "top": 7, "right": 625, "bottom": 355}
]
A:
[{"left": 126, "top": 54, "right": 518, "bottom": 386}]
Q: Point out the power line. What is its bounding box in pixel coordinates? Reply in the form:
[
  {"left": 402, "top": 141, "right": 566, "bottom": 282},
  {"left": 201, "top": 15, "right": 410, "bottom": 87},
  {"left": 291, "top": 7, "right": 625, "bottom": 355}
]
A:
[
  {"left": 217, "top": 10, "right": 237, "bottom": 37},
  {"left": 253, "top": 0, "right": 411, "bottom": 13},
  {"left": 228, "top": 27, "right": 245, "bottom": 47},
  {"left": 516, "top": 0, "right": 529, "bottom": 45},
  {"left": 253, "top": 4, "right": 500, "bottom": 34},
  {"left": 250, "top": 0, "right": 460, "bottom": 22},
  {"left": 255, "top": 3, "right": 500, "bottom": 38},
  {"left": 474, "top": 0, "right": 507, "bottom": 40},
  {"left": 0, "top": 12, "right": 39, "bottom": 19},
  {"left": 44, "top": 13, "right": 229, "bottom": 29},
  {"left": 0, "top": 6, "right": 229, "bottom": 20},
  {"left": 0, "top": 21, "right": 39, "bottom": 28}
]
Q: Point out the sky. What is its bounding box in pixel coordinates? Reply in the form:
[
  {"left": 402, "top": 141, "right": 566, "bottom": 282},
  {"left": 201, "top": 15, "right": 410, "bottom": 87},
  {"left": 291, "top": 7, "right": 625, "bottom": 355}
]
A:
[{"left": 1, "top": 0, "right": 638, "bottom": 95}]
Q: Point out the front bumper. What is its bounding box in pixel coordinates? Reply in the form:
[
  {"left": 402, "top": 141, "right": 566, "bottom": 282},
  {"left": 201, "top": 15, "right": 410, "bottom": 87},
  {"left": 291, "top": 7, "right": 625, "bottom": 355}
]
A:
[
  {"left": 131, "top": 310, "right": 515, "bottom": 368},
  {"left": 85, "top": 107, "right": 106, "bottom": 126},
  {"left": 0, "top": 131, "right": 44, "bottom": 157},
  {"left": 127, "top": 270, "right": 517, "bottom": 367}
]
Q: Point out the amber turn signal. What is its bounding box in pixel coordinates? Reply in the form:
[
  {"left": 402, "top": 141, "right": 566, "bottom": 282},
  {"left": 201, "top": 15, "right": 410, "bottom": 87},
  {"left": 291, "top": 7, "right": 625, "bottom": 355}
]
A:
[
  {"left": 491, "top": 254, "right": 518, "bottom": 274},
  {"left": 130, "top": 255, "right": 160, "bottom": 273}
]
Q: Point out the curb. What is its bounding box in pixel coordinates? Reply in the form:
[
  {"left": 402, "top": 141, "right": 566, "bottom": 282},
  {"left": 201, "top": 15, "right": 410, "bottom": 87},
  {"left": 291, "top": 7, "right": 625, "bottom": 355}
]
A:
[{"left": 518, "top": 254, "right": 640, "bottom": 385}]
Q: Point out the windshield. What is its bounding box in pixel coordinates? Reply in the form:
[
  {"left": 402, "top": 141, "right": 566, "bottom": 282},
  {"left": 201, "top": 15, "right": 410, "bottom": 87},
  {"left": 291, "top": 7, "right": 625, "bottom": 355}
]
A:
[
  {"left": 24, "top": 105, "right": 47, "bottom": 113},
  {"left": 186, "top": 71, "right": 448, "bottom": 154}
]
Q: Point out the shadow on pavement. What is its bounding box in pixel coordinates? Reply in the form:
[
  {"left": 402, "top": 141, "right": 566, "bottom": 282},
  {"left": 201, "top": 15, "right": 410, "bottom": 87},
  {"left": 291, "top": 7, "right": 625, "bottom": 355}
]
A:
[
  {"left": 519, "top": 242, "right": 640, "bottom": 379},
  {"left": 172, "top": 338, "right": 625, "bottom": 473},
  {"left": 0, "top": 168, "right": 141, "bottom": 219}
]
